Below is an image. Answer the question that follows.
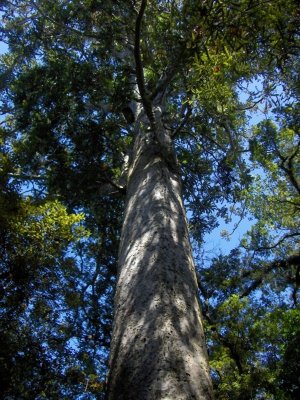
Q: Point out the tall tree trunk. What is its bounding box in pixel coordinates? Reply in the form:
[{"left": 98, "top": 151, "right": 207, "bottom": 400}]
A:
[{"left": 107, "top": 110, "right": 214, "bottom": 399}]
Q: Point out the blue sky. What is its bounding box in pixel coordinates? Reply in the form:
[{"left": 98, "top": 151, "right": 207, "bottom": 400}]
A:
[
  {"left": 0, "top": 36, "right": 265, "bottom": 257},
  {"left": 0, "top": 41, "right": 7, "bottom": 54}
]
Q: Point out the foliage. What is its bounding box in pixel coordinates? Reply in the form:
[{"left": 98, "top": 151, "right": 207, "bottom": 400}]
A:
[
  {"left": 197, "top": 249, "right": 300, "bottom": 400},
  {"left": 1, "top": 128, "right": 110, "bottom": 398},
  {"left": 0, "top": 0, "right": 299, "bottom": 398}
]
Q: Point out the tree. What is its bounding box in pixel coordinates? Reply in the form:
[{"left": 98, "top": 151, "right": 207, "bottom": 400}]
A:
[
  {"left": 0, "top": 139, "right": 92, "bottom": 398},
  {"left": 0, "top": 0, "right": 299, "bottom": 398}
]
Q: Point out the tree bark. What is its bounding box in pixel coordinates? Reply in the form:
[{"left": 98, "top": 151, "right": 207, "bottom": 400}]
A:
[{"left": 107, "top": 112, "right": 214, "bottom": 399}]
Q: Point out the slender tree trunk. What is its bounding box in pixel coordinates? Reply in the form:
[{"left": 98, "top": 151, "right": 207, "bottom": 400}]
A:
[{"left": 107, "top": 109, "right": 214, "bottom": 399}]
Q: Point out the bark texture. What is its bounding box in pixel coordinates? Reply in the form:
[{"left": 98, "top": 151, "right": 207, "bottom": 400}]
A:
[{"left": 107, "top": 116, "right": 214, "bottom": 400}]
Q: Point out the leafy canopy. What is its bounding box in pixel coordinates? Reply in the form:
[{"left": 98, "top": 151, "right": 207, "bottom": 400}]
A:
[{"left": 0, "top": 0, "right": 299, "bottom": 398}]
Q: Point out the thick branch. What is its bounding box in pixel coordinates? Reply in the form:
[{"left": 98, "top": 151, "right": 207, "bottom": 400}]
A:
[
  {"left": 134, "top": 0, "right": 155, "bottom": 131},
  {"left": 275, "top": 138, "right": 300, "bottom": 195},
  {"left": 281, "top": 156, "right": 300, "bottom": 196},
  {"left": 240, "top": 254, "right": 300, "bottom": 298},
  {"left": 150, "top": 61, "right": 182, "bottom": 102}
]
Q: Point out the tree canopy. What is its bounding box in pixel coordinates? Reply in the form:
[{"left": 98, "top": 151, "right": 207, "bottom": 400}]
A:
[{"left": 0, "top": 0, "right": 299, "bottom": 398}]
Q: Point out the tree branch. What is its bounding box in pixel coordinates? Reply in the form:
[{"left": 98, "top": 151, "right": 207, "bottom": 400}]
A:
[
  {"left": 134, "top": 0, "right": 156, "bottom": 131},
  {"left": 150, "top": 62, "right": 181, "bottom": 102},
  {"left": 198, "top": 281, "right": 245, "bottom": 375},
  {"left": 240, "top": 254, "right": 300, "bottom": 298},
  {"left": 274, "top": 136, "right": 300, "bottom": 195},
  {"left": 8, "top": 172, "right": 45, "bottom": 181},
  {"left": 255, "top": 232, "right": 300, "bottom": 251},
  {"left": 171, "top": 106, "right": 192, "bottom": 138},
  {"left": 280, "top": 143, "right": 300, "bottom": 195}
]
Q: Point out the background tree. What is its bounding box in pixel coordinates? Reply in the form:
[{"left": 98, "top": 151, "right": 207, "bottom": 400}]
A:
[{"left": 0, "top": 0, "right": 299, "bottom": 398}]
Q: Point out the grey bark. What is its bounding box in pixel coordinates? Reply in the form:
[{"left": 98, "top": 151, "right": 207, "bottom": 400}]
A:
[{"left": 107, "top": 111, "right": 214, "bottom": 399}]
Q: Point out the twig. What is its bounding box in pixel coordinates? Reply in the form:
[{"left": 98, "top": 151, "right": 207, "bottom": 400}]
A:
[{"left": 255, "top": 232, "right": 300, "bottom": 251}]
